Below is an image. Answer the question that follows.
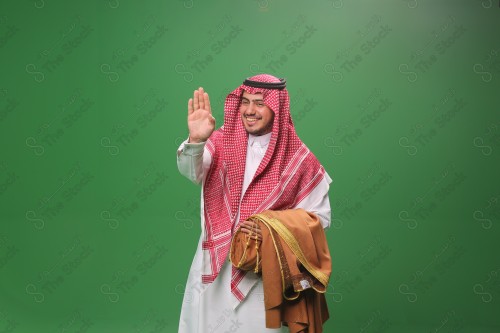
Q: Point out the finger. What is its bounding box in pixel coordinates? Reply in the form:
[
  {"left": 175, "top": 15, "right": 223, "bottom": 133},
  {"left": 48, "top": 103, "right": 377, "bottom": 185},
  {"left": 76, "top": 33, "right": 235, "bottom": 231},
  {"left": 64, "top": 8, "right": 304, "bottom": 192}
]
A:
[
  {"left": 240, "top": 227, "right": 252, "bottom": 233},
  {"left": 240, "top": 227, "right": 256, "bottom": 235},
  {"left": 193, "top": 90, "right": 199, "bottom": 110},
  {"left": 241, "top": 220, "right": 258, "bottom": 227},
  {"left": 240, "top": 223, "right": 254, "bottom": 232},
  {"left": 188, "top": 98, "right": 194, "bottom": 115},
  {"left": 204, "top": 91, "right": 211, "bottom": 114},
  {"left": 198, "top": 87, "right": 205, "bottom": 110},
  {"left": 245, "top": 226, "right": 262, "bottom": 235},
  {"left": 240, "top": 228, "right": 262, "bottom": 240},
  {"left": 241, "top": 225, "right": 261, "bottom": 235},
  {"left": 247, "top": 221, "right": 261, "bottom": 231}
]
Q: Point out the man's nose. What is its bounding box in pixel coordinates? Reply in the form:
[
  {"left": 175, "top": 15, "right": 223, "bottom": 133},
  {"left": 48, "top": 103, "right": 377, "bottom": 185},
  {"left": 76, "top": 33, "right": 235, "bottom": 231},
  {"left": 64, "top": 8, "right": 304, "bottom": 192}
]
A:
[{"left": 245, "top": 102, "right": 256, "bottom": 114}]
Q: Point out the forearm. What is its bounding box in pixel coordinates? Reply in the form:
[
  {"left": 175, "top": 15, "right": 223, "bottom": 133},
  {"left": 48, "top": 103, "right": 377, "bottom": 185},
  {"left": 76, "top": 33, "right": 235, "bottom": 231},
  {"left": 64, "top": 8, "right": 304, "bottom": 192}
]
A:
[{"left": 176, "top": 139, "right": 206, "bottom": 185}]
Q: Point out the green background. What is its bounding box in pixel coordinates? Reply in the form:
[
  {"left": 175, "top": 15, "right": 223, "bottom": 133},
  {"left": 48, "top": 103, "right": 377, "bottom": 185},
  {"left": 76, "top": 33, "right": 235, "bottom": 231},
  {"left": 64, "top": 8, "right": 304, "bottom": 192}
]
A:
[{"left": 1, "top": 0, "right": 499, "bottom": 332}]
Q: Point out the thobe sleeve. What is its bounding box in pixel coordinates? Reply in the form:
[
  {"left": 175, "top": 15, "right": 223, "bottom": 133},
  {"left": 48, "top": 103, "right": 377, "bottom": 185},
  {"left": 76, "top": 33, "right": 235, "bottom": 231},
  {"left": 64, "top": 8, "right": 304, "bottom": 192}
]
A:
[
  {"left": 176, "top": 138, "right": 212, "bottom": 185},
  {"left": 295, "top": 171, "right": 333, "bottom": 229}
]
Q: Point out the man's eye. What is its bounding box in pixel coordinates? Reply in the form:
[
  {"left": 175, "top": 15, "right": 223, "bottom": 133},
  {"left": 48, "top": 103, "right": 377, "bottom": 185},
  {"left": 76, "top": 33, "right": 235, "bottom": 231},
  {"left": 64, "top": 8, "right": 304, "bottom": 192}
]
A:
[
  {"left": 241, "top": 100, "right": 249, "bottom": 104},
  {"left": 256, "top": 102, "right": 264, "bottom": 107}
]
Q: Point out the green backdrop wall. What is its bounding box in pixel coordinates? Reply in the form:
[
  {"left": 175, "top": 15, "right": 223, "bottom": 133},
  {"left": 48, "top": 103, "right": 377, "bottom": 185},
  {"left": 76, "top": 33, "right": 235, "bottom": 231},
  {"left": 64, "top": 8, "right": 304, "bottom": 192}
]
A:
[{"left": 1, "top": 0, "right": 499, "bottom": 332}]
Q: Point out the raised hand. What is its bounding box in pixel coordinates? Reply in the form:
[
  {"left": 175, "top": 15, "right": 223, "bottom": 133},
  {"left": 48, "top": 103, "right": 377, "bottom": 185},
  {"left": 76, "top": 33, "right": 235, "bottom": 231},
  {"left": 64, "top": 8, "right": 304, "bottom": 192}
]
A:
[{"left": 187, "top": 87, "right": 215, "bottom": 143}]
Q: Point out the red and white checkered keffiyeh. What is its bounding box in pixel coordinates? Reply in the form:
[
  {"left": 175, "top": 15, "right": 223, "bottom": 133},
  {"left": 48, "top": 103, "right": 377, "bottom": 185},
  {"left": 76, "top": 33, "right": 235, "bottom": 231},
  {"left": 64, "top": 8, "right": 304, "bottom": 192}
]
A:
[{"left": 202, "top": 74, "right": 326, "bottom": 302}]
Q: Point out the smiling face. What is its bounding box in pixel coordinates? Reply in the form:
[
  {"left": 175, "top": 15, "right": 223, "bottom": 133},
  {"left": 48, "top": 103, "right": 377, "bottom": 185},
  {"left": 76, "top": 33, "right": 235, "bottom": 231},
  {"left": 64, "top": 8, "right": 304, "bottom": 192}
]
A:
[{"left": 239, "top": 91, "right": 274, "bottom": 136}]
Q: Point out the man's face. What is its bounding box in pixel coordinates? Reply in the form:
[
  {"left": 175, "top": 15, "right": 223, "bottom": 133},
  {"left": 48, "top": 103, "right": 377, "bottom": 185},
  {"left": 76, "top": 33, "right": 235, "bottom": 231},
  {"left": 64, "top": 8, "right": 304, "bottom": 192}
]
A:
[{"left": 239, "top": 91, "right": 274, "bottom": 136}]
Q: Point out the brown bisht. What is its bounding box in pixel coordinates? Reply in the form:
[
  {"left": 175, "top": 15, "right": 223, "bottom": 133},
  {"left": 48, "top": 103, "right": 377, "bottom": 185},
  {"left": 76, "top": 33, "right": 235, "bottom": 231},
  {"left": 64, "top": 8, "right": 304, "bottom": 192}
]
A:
[{"left": 229, "top": 208, "right": 332, "bottom": 333}]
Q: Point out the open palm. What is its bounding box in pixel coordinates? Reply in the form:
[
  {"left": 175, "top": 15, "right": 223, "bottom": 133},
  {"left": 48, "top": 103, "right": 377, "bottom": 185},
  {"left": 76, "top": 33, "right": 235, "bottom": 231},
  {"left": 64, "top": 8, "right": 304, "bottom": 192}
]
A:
[{"left": 187, "top": 87, "right": 215, "bottom": 143}]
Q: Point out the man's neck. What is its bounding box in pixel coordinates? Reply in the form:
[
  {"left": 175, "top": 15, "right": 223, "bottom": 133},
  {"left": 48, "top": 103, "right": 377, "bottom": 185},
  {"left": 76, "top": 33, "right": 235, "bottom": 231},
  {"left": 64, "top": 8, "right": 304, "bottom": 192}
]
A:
[{"left": 248, "top": 132, "right": 272, "bottom": 146}]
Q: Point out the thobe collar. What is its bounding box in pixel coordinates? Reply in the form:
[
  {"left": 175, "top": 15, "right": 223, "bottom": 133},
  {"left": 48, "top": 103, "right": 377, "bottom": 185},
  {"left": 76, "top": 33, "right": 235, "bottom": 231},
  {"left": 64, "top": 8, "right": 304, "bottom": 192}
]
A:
[{"left": 247, "top": 132, "right": 272, "bottom": 148}]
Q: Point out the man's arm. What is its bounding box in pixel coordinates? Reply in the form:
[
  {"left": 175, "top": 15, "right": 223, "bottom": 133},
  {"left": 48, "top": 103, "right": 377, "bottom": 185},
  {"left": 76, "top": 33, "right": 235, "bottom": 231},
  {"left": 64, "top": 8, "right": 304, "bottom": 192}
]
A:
[
  {"left": 295, "top": 172, "right": 333, "bottom": 229},
  {"left": 176, "top": 86, "right": 216, "bottom": 184},
  {"left": 176, "top": 139, "right": 211, "bottom": 185}
]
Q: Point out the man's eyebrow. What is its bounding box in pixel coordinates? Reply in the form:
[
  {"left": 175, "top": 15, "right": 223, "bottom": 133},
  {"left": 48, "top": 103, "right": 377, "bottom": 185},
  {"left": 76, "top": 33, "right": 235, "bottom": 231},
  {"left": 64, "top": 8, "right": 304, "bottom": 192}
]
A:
[{"left": 241, "top": 97, "right": 264, "bottom": 102}]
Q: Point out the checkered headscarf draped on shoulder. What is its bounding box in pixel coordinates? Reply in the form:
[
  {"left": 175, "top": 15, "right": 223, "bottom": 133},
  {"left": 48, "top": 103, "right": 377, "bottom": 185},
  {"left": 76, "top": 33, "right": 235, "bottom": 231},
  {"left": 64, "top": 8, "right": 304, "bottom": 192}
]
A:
[{"left": 202, "top": 74, "right": 326, "bottom": 302}]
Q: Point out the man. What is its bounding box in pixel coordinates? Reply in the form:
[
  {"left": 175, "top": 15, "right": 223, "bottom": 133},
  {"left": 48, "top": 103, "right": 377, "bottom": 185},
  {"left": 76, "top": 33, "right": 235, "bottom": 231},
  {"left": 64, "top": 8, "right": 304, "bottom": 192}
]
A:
[{"left": 176, "top": 74, "right": 332, "bottom": 332}]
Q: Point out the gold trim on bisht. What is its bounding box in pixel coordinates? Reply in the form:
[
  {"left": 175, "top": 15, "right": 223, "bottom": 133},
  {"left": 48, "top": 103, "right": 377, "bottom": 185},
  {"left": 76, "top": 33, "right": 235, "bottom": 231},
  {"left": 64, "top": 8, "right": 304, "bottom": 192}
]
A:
[
  {"left": 252, "top": 213, "right": 329, "bottom": 287},
  {"left": 229, "top": 212, "right": 329, "bottom": 301}
]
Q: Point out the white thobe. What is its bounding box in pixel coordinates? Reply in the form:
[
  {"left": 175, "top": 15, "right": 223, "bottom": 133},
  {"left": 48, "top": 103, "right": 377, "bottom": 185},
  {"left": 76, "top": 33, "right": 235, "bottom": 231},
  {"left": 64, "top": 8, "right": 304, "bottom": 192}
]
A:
[{"left": 176, "top": 132, "right": 333, "bottom": 333}]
